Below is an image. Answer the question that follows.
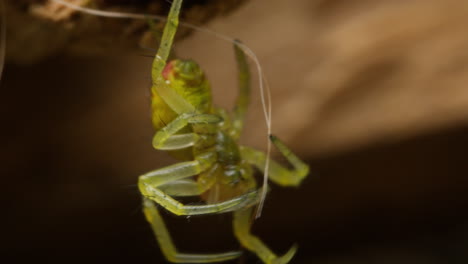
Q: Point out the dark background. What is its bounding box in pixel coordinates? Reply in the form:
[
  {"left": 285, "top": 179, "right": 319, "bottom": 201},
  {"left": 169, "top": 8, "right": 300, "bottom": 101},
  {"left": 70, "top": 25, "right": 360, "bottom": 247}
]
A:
[
  {"left": 2, "top": 56, "right": 468, "bottom": 263},
  {"left": 3, "top": 0, "right": 468, "bottom": 263}
]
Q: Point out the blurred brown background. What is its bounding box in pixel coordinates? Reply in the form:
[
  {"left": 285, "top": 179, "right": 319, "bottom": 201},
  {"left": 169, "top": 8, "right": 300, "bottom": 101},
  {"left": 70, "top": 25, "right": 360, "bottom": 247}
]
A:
[{"left": 2, "top": 0, "right": 468, "bottom": 263}]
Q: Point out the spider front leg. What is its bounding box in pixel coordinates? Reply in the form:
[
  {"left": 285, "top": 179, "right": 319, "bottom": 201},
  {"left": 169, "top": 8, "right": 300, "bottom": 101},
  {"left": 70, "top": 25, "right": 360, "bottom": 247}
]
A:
[
  {"left": 152, "top": 112, "right": 222, "bottom": 150},
  {"left": 138, "top": 152, "right": 260, "bottom": 215},
  {"left": 230, "top": 40, "right": 251, "bottom": 139},
  {"left": 229, "top": 39, "right": 309, "bottom": 186},
  {"left": 240, "top": 135, "right": 309, "bottom": 187},
  {"left": 151, "top": 0, "right": 196, "bottom": 115}
]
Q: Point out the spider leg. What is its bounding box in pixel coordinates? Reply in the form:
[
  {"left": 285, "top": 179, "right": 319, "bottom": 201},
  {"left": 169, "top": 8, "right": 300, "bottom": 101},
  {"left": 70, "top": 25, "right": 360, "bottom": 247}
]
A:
[
  {"left": 139, "top": 153, "right": 261, "bottom": 215},
  {"left": 240, "top": 135, "right": 309, "bottom": 187},
  {"left": 159, "top": 179, "right": 207, "bottom": 197},
  {"left": 233, "top": 207, "right": 298, "bottom": 264},
  {"left": 142, "top": 185, "right": 259, "bottom": 216},
  {"left": 139, "top": 158, "right": 259, "bottom": 262},
  {"left": 230, "top": 40, "right": 251, "bottom": 140},
  {"left": 143, "top": 198, "right": 242, "bottom": 263},
  {"left": 152, "top": 113, "right": 222, "bottom": 150},
  {"left": 139, "top": 151, "right": 215, "bottom": 187},
  {"left": 155, "top": 134, "right": 199, "bottom": 150},
  {"left": 160, "top": 163, "right": 220, "bottom": 197},
  {"left": 150, "top": 0, "right": 195, "bottom": 115}
]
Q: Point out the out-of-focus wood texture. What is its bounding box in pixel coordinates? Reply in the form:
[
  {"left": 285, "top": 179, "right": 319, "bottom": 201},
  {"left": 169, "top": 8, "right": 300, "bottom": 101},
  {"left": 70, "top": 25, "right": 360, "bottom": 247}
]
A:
[
  {"left": 4, "top": 0, "right": 248, "bottom": 64},
  {"left": 5, "top": 0, "right": 468, "bottom": 156},
  {"left": 179, "top": 0, "right": 468, "bottom": 156}
]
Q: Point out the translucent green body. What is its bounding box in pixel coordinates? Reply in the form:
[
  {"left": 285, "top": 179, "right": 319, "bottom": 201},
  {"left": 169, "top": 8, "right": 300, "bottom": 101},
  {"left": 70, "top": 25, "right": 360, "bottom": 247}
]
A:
[
  {"left": 151, "top": 58, "right": 256, "bottom": 201},
  {"left": 139, "top": 0, "right": 310, "bottom": 263}
]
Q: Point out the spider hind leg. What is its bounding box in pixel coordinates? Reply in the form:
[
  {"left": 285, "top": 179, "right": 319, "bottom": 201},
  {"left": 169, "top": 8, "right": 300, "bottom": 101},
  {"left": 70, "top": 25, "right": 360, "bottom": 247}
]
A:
[
  {"left": 233, "top": 207, "right": 298, "bottom": 264},
  {"left": 143, "top": 198, "right": 242, "bottom": 263}
]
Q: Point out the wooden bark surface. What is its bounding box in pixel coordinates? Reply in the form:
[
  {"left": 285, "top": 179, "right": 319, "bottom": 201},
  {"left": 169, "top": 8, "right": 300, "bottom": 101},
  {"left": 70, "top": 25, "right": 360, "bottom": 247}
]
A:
[
  {"left": 4, "top": 0, "right": 248, "bottom": 64},
  {"left": 181, "top": 0, "right": 468, "bottom": 156},
  {"left": 6, "top": 0, "right": 468, "bottom": 157}
]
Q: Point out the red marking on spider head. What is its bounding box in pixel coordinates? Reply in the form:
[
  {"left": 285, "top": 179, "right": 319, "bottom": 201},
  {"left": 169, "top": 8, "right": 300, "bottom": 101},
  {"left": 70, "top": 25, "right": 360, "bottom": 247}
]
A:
[{"left": 162, "top": 60, "right": 176, "bottom": 80}]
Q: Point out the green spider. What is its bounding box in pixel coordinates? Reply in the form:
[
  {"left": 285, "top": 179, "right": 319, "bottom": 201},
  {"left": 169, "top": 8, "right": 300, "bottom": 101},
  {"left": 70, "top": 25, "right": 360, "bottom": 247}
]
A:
[{"left": 139, "top": 0, "right": 310, "bottom": 263}]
